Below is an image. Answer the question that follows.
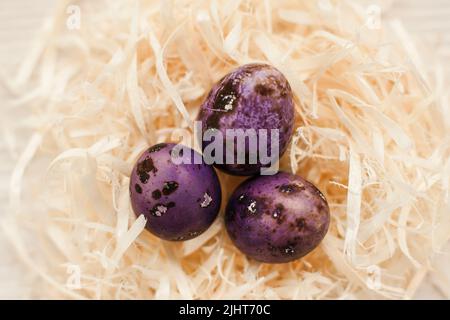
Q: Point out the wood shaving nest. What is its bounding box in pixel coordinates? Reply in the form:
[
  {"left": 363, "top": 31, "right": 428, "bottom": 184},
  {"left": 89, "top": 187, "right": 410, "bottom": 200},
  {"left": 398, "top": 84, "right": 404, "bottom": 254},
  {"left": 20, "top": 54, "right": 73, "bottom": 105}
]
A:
[{"left": 2, "top": 0, "right": 449, "bottom": 299}]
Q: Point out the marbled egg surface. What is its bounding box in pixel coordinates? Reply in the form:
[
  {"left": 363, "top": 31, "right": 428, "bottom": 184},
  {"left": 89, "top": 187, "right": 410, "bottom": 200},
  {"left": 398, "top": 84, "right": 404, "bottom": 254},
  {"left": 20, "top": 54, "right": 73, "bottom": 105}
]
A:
[
  {"left": 225, "top": 172, "right": 330, "bottom": 263},
  {"left": 197, "top": 63, "right": 295, "bottom": 175},
  {"left": 130, "top": 143, "right": 222, "bottom": 241}
]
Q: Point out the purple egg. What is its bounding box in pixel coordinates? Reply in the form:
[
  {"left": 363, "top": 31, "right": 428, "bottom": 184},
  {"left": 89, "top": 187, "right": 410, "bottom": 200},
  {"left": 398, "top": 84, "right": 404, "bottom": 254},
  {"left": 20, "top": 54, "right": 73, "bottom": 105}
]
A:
[
  {"left": 225, "top": 172, "right": 330, "bottom": 263},
  {"left": 197, "top": 63, "right": 295, "bottom": 176},
  {"left": 129, "top": 143, "right": 222, "bottom": 241}
]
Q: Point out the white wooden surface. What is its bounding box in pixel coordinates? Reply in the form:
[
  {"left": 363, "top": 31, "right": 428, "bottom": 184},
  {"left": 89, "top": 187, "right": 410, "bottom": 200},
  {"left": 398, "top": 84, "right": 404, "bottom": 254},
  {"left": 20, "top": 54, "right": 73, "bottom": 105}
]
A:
[
  {"left": 0, "top": 0, "right": 448, "bottom": 299},
  {"left": 0, "top": 0, "right": 58, "bottom": 299}
]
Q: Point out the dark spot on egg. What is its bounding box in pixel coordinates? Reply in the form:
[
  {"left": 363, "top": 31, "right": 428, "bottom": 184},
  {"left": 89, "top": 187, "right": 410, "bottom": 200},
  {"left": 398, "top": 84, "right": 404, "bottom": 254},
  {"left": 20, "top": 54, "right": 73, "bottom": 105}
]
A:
[
  {"left": 136, "top": 157, "right": 156, "bottom": 184},
  {"left": 167, "top": 202, "right": 175, "bottom": 208},
  {"left": 135, "top": 184, "right": 142, "bottom": 194},
  {"left": 316, "top": 201, "right": 325, "bottom": 213},
  {"left": 152, "top": 189, "right": 161, "bottom": 200},
  {"left": 278, "top": 182, "right": 305, "bottom": 194},
  {"left": 137, "top": 171, "right": 149, "bottom": 184},
  {"left": 162, "top": 181, "right": 179, "bottom": 195},
  {"left": 254, "top": 83, "right": 275, "bottom": 96}
]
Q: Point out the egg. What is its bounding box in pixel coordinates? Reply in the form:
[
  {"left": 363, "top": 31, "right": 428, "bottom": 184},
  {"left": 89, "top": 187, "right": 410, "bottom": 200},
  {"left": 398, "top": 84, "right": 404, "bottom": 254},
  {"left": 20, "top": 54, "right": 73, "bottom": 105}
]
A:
[
  {"left": 130, "top": 143, "right": 222, "bottom": 241},
  {"left": 197, "top": 63, "right": 295, "bottom": 175}
]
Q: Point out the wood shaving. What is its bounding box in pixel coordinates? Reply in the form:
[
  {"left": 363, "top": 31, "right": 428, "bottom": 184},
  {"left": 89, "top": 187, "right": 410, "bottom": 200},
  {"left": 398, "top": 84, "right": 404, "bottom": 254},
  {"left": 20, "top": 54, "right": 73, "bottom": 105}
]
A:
[{"left": 2, "top": 0, "right": 449, "bottom": 299}]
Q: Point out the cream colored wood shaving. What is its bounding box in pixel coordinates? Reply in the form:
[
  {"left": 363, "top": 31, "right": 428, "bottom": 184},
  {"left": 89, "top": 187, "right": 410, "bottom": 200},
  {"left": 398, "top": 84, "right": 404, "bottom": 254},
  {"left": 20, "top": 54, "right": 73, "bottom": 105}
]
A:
[{"left": 2, "top": 0, "right": 449, "bottom": 299}]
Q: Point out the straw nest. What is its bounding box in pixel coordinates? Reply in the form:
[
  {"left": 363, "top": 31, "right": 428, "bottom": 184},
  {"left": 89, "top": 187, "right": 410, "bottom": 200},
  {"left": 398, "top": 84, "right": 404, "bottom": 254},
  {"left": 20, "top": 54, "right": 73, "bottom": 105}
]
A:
[{"left": 2, "top": 0, "right": 449, "bottom": 299}]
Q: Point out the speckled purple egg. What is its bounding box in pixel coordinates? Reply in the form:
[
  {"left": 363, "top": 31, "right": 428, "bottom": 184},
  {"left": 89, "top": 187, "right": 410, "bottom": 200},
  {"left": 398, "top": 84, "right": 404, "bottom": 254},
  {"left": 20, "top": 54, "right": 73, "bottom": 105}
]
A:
[
  {"left": 197, "top": 63, "right": 295, "bottom": 176},
  {"left": 225, "top": 172, "right": 330, "bottom": 263},
  {"left": 130, "top": 143, "right": 222, "bottom": 241}
]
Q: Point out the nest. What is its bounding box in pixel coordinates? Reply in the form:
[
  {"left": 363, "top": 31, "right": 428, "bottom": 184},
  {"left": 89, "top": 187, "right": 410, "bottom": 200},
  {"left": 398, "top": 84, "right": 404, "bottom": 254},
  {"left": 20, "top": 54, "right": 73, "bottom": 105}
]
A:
[{"left": 2, "top": 0, "right": 450, "bottom": 299}]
